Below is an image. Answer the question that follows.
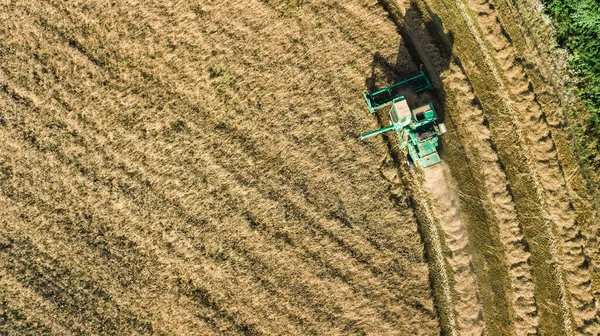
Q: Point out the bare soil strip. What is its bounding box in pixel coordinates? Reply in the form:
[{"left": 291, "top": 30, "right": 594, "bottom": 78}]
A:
[{"left": 389, "top": 156, "right": 459, "bottom": 336}]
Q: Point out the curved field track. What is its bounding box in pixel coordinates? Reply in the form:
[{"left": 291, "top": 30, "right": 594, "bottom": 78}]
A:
[{"left": 0, "top": 0, "right": 598, "bottom": 335}]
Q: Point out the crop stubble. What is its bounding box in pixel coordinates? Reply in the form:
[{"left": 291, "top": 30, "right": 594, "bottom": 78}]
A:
[
  {"left": 1, "top": 0, "right": 598, "bottom": 335},
  {"left": 0, "top": 0, "right": 439, "bottom": 335}
]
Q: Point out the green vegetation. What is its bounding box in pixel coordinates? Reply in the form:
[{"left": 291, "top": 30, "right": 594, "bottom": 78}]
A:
[{"left": 545, "top": 0, "right": 600, "bottom": 169}]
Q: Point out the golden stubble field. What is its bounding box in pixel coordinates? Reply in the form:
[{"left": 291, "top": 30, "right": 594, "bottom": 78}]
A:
[
  {"left": 0, "top": 0, "right": 598, "bottom": 335},
  {"left": 0, "top": 0, "right": 438, "bottom": 335}
]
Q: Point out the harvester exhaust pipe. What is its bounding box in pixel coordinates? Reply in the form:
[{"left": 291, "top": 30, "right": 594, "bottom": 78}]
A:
[{"left": 360, "top": 125, "right": 396, "bottom": 140}]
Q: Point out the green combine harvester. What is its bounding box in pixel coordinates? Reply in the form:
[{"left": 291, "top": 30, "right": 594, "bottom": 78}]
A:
[{"left": 360, "top": 72, "right": 447, "bottom": 168}]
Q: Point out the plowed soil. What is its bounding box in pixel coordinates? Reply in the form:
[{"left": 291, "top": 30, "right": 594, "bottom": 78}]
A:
[{"left": 0, "top": 0, "right": 598, "bottom": 335}]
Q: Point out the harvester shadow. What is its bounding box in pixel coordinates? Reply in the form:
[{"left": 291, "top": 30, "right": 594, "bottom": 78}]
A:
[
  {"left": 365, "top": 2, "right": 457, "bottom": 335},
  {"left": 366, "top": 2, "right": 454, "bottom": 166}
]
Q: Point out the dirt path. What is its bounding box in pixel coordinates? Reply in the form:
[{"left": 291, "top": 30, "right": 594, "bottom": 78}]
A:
[{"left": 380, "top": 156, "right": 459, "bottom": 336}]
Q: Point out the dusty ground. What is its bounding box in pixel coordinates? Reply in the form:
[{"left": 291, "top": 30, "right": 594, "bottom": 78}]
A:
[{"left": 0, "top": 0, "right": 598, "bottom": 335}]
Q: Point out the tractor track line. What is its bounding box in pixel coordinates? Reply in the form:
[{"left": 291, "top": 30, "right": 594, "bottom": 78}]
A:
[
  {"left": 398, "top": 13, "right": 490, "bottom": 333},
  {"left": 414, "top": 190, "right": 458, "bottom": 336},
  {"left": 421, "top": 163, "right": 486, "bottom": 335}
]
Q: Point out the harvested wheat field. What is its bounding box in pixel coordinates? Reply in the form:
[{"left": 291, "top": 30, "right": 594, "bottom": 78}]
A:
[{"left": 1, "top": 0, "right": 599, "bottom": 335}]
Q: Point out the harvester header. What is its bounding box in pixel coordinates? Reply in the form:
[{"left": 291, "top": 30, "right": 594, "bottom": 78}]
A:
[
  {"left": 360, "top": 72, "right": 446, "bottom": 168},
  {"left": 363, "top": 71, "right": 431, "bottom": 113}
]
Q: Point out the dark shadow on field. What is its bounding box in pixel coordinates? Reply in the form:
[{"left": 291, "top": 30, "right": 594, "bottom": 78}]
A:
[
  {"left": 364, "top": 1, "right": 456, "bottom": 335},
  {"left": 365, "top": 1, "right": 454, "bottom": 165}
]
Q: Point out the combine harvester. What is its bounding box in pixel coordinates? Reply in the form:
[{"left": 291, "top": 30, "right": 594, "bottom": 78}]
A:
[{"left": 360, "top": 72, "right": 446, "bottom": 168}]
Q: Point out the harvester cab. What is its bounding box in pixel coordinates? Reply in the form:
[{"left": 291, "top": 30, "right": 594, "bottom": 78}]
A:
[{"left": 360, "top": 72, "right": 447, "bottom": 168}]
